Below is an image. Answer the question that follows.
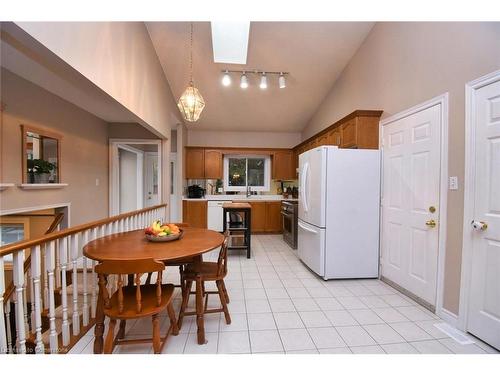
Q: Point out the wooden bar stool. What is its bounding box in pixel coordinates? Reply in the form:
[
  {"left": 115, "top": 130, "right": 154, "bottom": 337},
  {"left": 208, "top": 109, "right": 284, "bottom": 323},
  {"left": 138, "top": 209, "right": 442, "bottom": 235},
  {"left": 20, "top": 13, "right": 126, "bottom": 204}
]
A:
[
  {"left": 178, "top": 230, "right": 231, "bottom": 329},
  {"left": 95, "top": 259, "right": 179, "bottom": 354}
]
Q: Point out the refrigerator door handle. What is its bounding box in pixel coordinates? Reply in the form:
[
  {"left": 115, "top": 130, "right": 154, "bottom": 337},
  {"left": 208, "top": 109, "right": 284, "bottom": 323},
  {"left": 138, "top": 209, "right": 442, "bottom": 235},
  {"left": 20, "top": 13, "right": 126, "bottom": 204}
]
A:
[
  {"left": 298, "top": 221, "right": 318, "bottom": 234},
  {"left": 301, "top": 162, "right": 309, "bottom": 212}
]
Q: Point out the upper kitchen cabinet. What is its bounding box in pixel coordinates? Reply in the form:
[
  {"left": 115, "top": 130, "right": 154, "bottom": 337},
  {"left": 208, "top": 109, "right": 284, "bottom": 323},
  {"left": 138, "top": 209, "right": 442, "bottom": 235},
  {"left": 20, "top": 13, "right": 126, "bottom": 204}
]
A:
[
  {"left": 340, "top": 114, "right": 380, "bottom": 149},
  {"left": 204, "top": 149, "right": 223, "bottom": 179},
  {"left": 185, "top": 147, "right": 205, "bottom": 179},
  {"left": 327, "top": 127, "right": 341, "bottom": 146},
  {"left": 293, "top": 110, "right": 383, "bottom": 158},
  {"left": 272, "top": 150, "right": 296, "bottom": 180}
]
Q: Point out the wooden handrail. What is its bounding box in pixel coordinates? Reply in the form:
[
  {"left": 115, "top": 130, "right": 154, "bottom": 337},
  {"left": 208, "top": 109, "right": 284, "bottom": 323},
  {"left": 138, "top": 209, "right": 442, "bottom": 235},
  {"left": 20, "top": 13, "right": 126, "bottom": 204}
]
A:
[{"left": 0, "top": 204, "right": 167, "bottom": 257}]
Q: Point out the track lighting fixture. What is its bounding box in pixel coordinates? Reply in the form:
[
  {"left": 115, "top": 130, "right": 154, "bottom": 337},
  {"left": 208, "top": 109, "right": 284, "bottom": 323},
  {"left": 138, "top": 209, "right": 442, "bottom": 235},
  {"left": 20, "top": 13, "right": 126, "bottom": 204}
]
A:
[{"left": 259, "top": 73, "right": 268, "bottom": 89}]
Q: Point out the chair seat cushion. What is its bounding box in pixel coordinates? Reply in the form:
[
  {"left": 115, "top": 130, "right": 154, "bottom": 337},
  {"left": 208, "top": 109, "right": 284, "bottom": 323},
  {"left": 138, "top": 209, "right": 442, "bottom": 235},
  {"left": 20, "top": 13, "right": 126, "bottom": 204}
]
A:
[{"left": 104, "top": 283, "right": 175, "bottom": 319}]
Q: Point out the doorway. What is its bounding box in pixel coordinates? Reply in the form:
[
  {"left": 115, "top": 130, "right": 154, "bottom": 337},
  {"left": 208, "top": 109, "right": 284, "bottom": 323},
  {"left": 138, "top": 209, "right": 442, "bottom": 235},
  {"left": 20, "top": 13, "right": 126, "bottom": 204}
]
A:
[
  {"left": 459, "top": 70, "right": 500, "bottom": 350},
  {"left": 109, "top": 139, "right": 162, "bottom": 215},
  {"left": 380, "top": 94, "right": 449, "bottom": 312}
]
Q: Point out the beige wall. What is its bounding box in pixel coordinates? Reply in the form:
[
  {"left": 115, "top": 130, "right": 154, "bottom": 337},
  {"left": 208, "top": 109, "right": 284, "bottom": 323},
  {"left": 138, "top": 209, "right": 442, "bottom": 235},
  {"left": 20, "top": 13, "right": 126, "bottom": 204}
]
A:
[
  {"left": 108, "top": 122, "right": 159, "bottom": 140},
  {"left": 0, "top": 68, "right": 109, "bottom": 225},
  {"left": 304, "top": 22, "right": 500, "bottom": 314},
  {"left": 15, "top": 22, "right": 181, "bottom": 138},
  {"left": 188, "top": 129, "right": 302, "bottom": 148}
]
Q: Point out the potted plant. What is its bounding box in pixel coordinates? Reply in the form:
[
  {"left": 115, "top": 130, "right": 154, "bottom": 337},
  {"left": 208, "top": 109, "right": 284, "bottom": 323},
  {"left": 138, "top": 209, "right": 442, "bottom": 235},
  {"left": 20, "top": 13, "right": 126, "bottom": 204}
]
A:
[{"left": 27, "top": 159, "right": 56, "bottom": 183}]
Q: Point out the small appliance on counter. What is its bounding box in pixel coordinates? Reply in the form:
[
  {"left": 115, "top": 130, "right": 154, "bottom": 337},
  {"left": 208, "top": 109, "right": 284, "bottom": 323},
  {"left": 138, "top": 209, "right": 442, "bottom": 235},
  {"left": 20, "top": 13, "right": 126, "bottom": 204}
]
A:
[{"left": 187, "top": 184, "right": 206, "bottom": 198}]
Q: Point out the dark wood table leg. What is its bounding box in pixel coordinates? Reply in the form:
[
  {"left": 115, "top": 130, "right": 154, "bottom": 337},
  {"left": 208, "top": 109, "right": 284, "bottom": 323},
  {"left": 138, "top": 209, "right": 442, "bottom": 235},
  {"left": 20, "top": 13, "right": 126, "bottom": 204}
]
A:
[
  {"left": 193, "top": 255, "right": 206, "bottom": 344},
  {"left": 93, "top": 276, "right": 105, "bottom": 354}
]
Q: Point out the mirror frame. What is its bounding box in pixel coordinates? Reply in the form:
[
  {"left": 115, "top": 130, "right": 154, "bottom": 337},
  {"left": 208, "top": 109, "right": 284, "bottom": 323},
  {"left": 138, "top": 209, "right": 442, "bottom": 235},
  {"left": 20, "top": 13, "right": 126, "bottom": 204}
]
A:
[{"left": 21, "top": 124, "right": 62, "bottom": 184}]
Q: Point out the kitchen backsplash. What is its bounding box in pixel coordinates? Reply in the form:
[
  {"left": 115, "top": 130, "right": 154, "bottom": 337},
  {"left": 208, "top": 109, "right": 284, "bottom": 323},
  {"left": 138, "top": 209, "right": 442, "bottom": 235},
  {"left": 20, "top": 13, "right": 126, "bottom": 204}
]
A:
[{"left": 186, "top": 179, "right": 298, "bottom": 196}]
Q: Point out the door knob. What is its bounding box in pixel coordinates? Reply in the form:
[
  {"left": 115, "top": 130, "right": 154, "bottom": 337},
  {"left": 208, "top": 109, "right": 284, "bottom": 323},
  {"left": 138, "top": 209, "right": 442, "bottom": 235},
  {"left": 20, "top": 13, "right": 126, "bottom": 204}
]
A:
[
  {"left": 425, "top": 219, "right": 436, "bottom": 228},
  {"left": 471, "top": 220, "right": 488, "bottom": 231}
]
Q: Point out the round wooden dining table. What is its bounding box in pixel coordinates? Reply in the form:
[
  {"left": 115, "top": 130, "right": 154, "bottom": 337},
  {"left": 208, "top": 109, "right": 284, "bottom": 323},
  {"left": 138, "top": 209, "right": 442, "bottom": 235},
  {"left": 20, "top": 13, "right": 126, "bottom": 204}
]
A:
[{"left": 83, "top": 227, "right": 225, "bottom": 353}]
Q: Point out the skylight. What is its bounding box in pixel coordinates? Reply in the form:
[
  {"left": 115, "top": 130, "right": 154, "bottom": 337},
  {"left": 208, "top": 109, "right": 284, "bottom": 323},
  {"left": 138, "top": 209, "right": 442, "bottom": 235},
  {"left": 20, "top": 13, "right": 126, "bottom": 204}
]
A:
[{"left": 211, "top": 21, "right": 250, "bottom": 64}]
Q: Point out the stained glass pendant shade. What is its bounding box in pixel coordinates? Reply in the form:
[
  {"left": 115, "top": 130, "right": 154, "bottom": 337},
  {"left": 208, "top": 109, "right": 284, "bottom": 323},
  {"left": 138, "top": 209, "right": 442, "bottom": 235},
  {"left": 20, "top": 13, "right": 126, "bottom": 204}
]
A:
[{"left": 177, "top": 23, "right": 205, "bottom": 122}]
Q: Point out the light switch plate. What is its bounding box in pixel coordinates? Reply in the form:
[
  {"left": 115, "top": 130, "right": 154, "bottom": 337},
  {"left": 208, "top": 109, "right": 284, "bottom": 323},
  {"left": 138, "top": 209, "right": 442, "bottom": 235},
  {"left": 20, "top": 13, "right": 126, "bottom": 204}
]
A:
[{"left": 449, "top": 176, "right": 458, "bottom": 190}]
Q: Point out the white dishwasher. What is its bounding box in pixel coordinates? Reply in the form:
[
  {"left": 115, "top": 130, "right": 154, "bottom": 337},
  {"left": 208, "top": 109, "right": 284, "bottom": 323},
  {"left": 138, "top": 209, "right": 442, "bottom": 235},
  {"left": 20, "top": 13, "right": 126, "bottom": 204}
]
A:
[{"left": 207, "top": 201, "right": 231, "bottom": 232}]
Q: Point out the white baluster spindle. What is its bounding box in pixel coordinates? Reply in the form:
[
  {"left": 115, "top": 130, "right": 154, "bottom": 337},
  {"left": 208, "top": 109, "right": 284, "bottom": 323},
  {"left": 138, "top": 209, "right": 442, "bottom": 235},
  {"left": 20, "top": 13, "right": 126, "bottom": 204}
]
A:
[
  {"left": 45, "top": 241, "right": 58, "bottom": 352},
  {"left": 71, "top": 234, "right": 80, "bottom": 336},
  {"left": 23, "top": 272, "right": 29, "bottom": 336},
  {"left": 82, "top": 231, "right": 89, "bottom": 326},
  {"left": 13, "top": 251, "right": 27, "bottom": 354},
  {"left": 59, "top": 237, "right": 70, "bottom": 346},
  {"left": 30, "top": 245, "right": 45, "bottom": 354}
]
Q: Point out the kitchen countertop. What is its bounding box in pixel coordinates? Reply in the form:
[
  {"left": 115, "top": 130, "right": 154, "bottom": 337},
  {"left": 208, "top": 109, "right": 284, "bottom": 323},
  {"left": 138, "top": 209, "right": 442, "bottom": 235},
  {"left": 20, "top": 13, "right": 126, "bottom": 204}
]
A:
[{"left": 183, "top": 194, "right": 298, "bottom": 202}]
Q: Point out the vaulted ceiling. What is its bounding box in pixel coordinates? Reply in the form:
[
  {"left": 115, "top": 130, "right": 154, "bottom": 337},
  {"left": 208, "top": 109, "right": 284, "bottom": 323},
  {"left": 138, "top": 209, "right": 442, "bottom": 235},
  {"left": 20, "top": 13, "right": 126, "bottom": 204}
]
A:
[{"left": 146, "top": 22, "right": 374, "bottom": 132}]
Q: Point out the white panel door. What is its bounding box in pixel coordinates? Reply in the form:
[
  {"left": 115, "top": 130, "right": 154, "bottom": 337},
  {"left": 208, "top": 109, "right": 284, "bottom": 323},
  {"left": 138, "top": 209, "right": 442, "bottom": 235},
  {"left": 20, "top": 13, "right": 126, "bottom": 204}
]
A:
[
  {"left": 144, "top": 152, "right": 159, "bottom": 208},
  {"left": 381, "top": 104, "right": 441, "bottom": 305},
  {"left": 467, "top": 79, "right": 500, "bottom": 349}
]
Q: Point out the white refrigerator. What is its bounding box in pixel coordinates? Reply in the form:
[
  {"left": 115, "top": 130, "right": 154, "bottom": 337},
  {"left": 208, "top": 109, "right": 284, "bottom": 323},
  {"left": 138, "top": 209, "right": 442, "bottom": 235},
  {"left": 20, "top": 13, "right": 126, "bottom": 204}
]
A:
[{"left": 298, "top": 146, "right": 380, "bottom": 280}]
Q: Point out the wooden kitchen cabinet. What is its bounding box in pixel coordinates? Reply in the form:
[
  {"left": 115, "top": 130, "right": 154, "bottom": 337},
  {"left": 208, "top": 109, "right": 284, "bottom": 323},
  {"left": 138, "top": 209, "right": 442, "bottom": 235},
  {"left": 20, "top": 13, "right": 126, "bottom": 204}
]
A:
[
  {"left": 292, "top": 110, "right": 382, "bottom": 155},
  {"left": 242, "top": 201, "right": 282, "bottom": 233},
  {"left": 327, "top": 127, "right": 341, "bottom": 146},
  {"left": 340, "top": 118, "right": 357, "bottom": 148},
  {"left": 182, "top": 200, "right": 207, "bottom": 228},
  {"left": 272, "top": 150, "right": 296, "bottom": 180},
  {"left": 316, "top": 133, "right": 328, "bottom": 146},
  {"left": 340, "top": 116, "right": 379, "bottom": 149},
  {"left": 204, "top": 149, "right": 223, "bottom": 179},
  {"left": 248, "top": 202, "right": 266, "bottom": 233},
  {"left": 265, "top": 201, "right": 282, "bottom": 233},
  {"left": 185, "top": 148, "right": 205, "bottom": 179}
]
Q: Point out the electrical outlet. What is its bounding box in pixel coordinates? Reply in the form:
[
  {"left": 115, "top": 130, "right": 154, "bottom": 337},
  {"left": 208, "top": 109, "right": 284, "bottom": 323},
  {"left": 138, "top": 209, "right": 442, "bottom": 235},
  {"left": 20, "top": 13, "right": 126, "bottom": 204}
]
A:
[
  {"left": 95, "top": 178, "right": 100, "bottom": 186},
  {"left": 449, "top": 176, "right": 458, "bottom": 190}
]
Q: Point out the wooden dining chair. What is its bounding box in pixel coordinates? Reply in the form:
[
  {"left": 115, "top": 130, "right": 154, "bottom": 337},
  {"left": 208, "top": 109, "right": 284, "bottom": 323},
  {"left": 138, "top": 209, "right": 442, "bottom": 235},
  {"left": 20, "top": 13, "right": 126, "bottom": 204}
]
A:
[
  {"left": 95, "top": 259, "right": 179, "bottom": 354},
  {"left": 178, "top": 230, "right": 231, "bottom": 327},
  {"left": 162, "top": 223, "right": 196, "bottom": 293}
]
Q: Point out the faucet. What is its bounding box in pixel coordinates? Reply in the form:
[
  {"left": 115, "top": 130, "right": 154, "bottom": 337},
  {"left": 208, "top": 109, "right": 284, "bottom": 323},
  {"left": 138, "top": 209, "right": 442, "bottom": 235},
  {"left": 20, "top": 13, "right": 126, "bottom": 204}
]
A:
[{"left": 246, "top": 186, "right": 252, "bottom": 197}]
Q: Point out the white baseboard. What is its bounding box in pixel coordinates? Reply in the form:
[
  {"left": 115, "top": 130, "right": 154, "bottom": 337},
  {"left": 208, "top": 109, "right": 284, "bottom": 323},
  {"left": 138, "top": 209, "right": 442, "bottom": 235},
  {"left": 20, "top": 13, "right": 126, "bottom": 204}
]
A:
[{"left": 437, "top": 306, "right": 459, "bottom": 327}]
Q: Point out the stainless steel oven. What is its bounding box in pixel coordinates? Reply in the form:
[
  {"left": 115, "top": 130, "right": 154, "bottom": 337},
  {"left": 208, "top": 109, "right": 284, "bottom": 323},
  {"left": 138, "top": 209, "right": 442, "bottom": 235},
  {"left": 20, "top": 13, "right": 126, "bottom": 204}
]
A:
[{"left": 281, "top": 200, "right": 298, "bottom": 249}]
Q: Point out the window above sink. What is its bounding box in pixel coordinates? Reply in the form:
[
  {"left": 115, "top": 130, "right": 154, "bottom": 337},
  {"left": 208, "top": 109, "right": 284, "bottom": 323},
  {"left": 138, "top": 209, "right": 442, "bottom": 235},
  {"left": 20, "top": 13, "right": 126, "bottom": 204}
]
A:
[{"left": 223, "top": 155, "right": 271, "bottom": 192}]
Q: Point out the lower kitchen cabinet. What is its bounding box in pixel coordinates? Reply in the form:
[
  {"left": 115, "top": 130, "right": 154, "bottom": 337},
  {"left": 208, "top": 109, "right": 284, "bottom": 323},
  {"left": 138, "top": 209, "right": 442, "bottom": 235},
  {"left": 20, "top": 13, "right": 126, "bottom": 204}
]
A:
[
  {"left": 265, "top": 201, "right": 282, "bottom": 233},
  {"left": 182, "top": 200, "right": 207, "bottom": 228},
  {"left": 249, "top": 202, "right": 267, "bottom": 233},
  {"left": 244, "top": 201, "right": 282, "bottom": 233}
]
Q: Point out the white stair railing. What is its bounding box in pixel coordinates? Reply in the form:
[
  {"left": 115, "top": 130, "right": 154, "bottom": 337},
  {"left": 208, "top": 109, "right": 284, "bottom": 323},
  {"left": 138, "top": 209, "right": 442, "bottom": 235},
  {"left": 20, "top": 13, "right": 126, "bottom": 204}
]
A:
[{"left": 1, "top": 204, "right": 166, "bottom": 354}]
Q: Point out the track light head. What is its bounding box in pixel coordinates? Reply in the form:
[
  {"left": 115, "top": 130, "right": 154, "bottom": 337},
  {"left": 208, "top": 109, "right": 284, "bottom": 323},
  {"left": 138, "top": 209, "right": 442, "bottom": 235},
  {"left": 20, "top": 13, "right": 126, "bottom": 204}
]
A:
[
  {"left": 259, "top": 73, "right": 267, "bottom": 89},
  {"left": 222, "top": 70, "right": 231, "bottom": 86}
]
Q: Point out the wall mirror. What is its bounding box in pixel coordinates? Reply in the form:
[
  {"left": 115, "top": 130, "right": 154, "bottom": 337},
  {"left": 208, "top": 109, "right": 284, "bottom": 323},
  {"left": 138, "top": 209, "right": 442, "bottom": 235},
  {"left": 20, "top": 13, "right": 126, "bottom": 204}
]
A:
[{"left": 21, "top": 125, "right": 61, "bottom": 184}]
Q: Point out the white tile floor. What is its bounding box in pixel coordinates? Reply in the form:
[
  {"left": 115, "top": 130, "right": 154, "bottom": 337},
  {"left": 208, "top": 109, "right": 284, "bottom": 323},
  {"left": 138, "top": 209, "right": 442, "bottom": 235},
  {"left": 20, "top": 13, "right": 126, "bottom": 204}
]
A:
[{"left": 70, "top": 235, "right": 499, "bottom": 354}]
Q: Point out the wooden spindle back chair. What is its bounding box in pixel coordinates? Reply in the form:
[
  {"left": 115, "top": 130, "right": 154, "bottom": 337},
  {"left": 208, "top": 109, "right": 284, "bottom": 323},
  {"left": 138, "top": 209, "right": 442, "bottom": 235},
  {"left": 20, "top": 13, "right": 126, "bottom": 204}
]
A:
[
  {"left": 95, "top": 259, "right": 179, "bottom": 354},
  {"left": 178, "top": 230, "right": 231, "bottom": 327}
]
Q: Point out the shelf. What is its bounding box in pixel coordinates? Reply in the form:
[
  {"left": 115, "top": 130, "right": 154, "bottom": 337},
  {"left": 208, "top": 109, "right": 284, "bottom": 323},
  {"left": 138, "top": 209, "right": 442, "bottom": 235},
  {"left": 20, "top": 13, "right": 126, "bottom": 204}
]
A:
[
  {"left": 0, "top": 183, "right": 15, "bottom": 191},
  {"left": 18, "top": 183, "right": 68, "bottom": 190}
]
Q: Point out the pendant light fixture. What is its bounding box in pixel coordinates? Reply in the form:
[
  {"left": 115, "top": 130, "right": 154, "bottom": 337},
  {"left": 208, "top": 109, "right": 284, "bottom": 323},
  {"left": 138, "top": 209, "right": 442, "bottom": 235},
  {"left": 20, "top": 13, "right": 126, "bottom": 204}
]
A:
[{"left": 177, "top": 23, "right": 205, "bottom": 122}]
